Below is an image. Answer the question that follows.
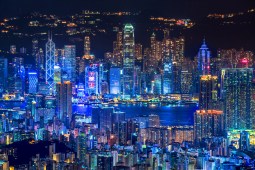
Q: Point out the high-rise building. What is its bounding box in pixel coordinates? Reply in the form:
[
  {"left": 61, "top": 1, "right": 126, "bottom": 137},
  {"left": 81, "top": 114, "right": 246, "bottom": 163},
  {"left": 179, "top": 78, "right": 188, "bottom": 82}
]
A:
[
  {"left": 135, "top": 44, "right": 143, "bottom": 61},
  {"left": 28, "top": 72, "right": 38, "bottom": 94},
  {"left": 32, "top": 39, "right": 40, "bottom": 69},
  {"left": 110, "top": 67, "right": 121, "bottom": 95},
  {"left": 45, "top": 33, "right": 56, "bottom": 93},
  {"left": 63, "top": 45, "right": 76, "bottom": 82},
  {"left": 0, "top": 58, "right": 8, "bottom": 95},
  {"left": 85, "top": 64, "right": 99, "bottom": 95},
  {"left": 56, "top": 81, "right": 72, "bottom": 123},
  {"left": 163, "top": 55, "right": 172, "bottom": 94},
  {"left": 197, "top": 39, "right": 211, "bottom": 76},
  {"left": 199, "top": 75, "right": 218, "bottom": 110},
  {"left": 134, "top": 66, "right": 141, "bottom": 95},
  {"left": 221, "top": 68, "right": 253, "bottom": 130},
  {"left": 84, "top": 36, "right": 90, "bottom": 56},
  {"left": 123, "top": 24, "right": 135, "bottom": 98},
  {"left": 153, "top": 74, "right": 162, "bottom": 95},
  {"left": 194, "top": 110, "right": 224, "bottom": 142},
  {"left": 113, "top": 31, "right": 123, "bottom": 66}
]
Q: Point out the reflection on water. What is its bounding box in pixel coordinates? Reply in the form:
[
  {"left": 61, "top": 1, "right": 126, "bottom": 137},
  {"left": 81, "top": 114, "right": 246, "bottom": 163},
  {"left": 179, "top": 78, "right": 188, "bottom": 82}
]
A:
[{"left": 73, "top": 102, "right": 198, "bottom": 126}]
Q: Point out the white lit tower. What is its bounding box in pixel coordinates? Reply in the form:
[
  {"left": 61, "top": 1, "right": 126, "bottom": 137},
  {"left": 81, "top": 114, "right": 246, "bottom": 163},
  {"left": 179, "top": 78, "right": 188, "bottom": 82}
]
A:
[
  {"left": 123, "top": 24, "right": 135, "bottom": 98},
  {"left": 45, "top": 32, "right": 56, "bottom": 93}
]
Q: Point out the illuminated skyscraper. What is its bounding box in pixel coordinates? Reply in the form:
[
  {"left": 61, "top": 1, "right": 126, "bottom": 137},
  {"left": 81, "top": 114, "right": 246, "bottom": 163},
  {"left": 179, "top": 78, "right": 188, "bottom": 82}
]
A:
[
  {"left": 45, "top": 33, "right": 56, "bottom": 92},
  {"left": 135, "top": 44, "right": 143, "bottom": 61},
  {"left": 28, "top": 72, "right": 38, "bottom": 94},
  {"left": 63, "top": 45, "right": 76, "bottom": 82},
  {"left": 199, "top": 75, "right": 218, "bottom": 110},
  {"left": 134, "top": 66, "right": 141, "bottom": 95},
  {"left": 197, "top": 39, "right": 211, "bottom": 76},
  {"left": 123, "top": 24, "right": 135, "bottom": 98},
  {"left": 84, "top": 36, "right": 90, "bottom": 56},
  {"left": 221, "top": 68, "right": 253, "bottom": 130},
  {"left": 32, "top": 38, "right": 39, "bottom": 68},
  {"left": 0, "top": 58, "right": 8, "bottom": 96},
  {"left": 85, "top": 64, "right": 99, "bottom": 95},
  {"left": 56, "top": 81, "right": 72, "bottom": 123},
  {"left": 194, "top": 110, "right": 224, "bottom": 142},
  {"left": 163, "top": 55, "right": 172, "bottom": 94},
  {"left": 110, "top": 67, "right": 121, "bottom": 94}
]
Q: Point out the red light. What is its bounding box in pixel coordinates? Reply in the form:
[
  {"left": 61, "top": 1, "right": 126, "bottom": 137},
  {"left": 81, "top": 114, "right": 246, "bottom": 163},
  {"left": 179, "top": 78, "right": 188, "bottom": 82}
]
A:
[{"left": 241, "top": 58, "right": 248, "bottom": 64}]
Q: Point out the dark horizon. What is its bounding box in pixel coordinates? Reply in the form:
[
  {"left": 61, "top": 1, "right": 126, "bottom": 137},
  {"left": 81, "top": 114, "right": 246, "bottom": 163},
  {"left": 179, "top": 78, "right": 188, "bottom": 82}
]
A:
[{"left": 0, "top": 0, "right": 254, "bottom": 19}]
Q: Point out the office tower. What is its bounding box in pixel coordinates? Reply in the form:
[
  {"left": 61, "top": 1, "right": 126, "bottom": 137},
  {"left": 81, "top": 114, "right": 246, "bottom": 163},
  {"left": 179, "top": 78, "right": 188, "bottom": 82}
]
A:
[
  {"left": 45, "top": 33, "right": 56, "bottom": 92},
  {"left": 199, "top": 75, "right": 218, "bottom": 110},
  {"left": 172, "top": 62, "right": 181, "bottom": 93},
  {"left": 10, "top": 45, "right": 16, "bottom": 54},
  {"left": 54, "top": 65, "right": 61, "bottom": 84},
  {"left": 134, "top": 66, "right": 141, "bottom": 95},
  {"left": 113, "top": 121, "right": 128, "bottom": 145},
  {"left": 56, "top": 81, "right": 72, "bottom": 123},
  {"left": 100, "top": 81, "right": 109, "bottom": 95},
  {"left": 221, "top": 68, "right": 253, "bottom": 130},
  {"left": 123, "top": 24, "right": 135, "bottom": 98},
  {"left": 98, "top": 107, "right": 114, "bottom": 132},
  {"left": 135, "top": 44, "right": 143, "bottom": 61},
  {"left": 85, "top": 64, "right": 99, "bottom": 95},
  {"left": 98, "top": 63, "right": 108, "bottom": 94},
  {"left": 77, "top": 133, "right": 87, "bottom": 162},
  {"left": 163, "top": 55, "right": 172, "bottom": 94},
  {"left": 153, "top": 74, "right": 162, "bottom": 95},
  {"left": 32, "top": 38, "right": 39, "bottom": 69},
  {"left": 84, "top": 36, "right": 90, "bottom": 56},
  {"left": 197, "top": 39, "right": 211, "bottom": 76},
  {"left": 172, "top": 37, "right": 185, "bottom": 63},
  {"left": 0, "top": 58, "right": 8, "bottom": 96},
  {"left": 149, "top": 33, "right": 159, "bottom": 71},
  {"left": 113, "top": 31, "right": 123, "bottom": 66},
  {"left": 63, "top": 45, "right": 76, "bottom": 82},
  {"left": 28, "top": 72, "right": 38, "bottom": 94},
  {"left": 110, "top": 67, "right": 121, "bottom": 94},
  {"left": 194, "top": 110, "right": 224, "bottom": 142}
]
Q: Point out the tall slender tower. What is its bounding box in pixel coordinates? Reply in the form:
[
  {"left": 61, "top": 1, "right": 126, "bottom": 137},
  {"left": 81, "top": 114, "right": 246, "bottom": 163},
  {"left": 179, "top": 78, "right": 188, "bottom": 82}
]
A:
[
  {"left": 84, "top": 36, "right": 90, "bottom": 56},
  {"left": 45, "top": 32, "right": 56, "bottom": 93},
  {"left": 197, "top": 39, "right": 210, "bottom": 76},
  {"left": 123, "top": 24, "right": 135, "bottom": 98}
]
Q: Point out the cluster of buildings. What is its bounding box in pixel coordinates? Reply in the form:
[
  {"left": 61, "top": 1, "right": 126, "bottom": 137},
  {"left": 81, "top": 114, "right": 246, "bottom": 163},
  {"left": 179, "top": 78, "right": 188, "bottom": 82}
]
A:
[{"left": 0, "top": 23, "right": 254, "bottom": 169}]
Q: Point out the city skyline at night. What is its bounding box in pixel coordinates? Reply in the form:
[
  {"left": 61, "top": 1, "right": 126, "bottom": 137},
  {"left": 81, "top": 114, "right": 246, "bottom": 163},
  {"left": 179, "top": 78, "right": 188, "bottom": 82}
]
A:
[{"left": 0, "top": 0, "right": 254, "bottom": 169}]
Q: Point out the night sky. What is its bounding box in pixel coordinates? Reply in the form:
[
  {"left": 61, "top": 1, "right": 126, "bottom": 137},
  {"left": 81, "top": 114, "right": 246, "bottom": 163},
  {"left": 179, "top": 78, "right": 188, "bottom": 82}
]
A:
[{"left": 0, "top": 0, "right": 254, "bottom": 18}]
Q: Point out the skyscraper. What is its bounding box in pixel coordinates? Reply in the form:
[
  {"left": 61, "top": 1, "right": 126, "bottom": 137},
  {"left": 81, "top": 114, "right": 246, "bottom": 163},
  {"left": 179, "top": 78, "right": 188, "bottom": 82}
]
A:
[
  {"left": 56, "top": 81, "right": 72, "bottom": 124},
  {"left": 194, "top": 110, "right": 224, "bottom": 142},
  {"left": 85, "top": 64, "right": 99, "bottom": 95},
  {"left": 221, "top": 68, "right": 253, "bottom": 130},
  {"left": 123, "top": 24, "right": 135, "bottom": 98},
  {"left": 28, "top": 72, "right": 38, "bottom": 94},
  {"left": 199, "top": 75, "right": 218, "bottom": 110},
  {"left": 63, "top": 45, "right": 76, "bottom": 82},
  {"left": 110, "top": 67, "right": 121, "bottom": 95},
  {"left": 0, "top": 58, "right": 8, "bottom": 96},
  {"left": 197, "top": 39, "right": 211, "bottom": 76},
  {"left": 163, "top": 55, "right": 172, "bottom": 94},
  {"left": 84, "top": 36, "right": 90, "bottom": 56},
  {"left": 45, "top": 33, "right": 56, "bottom": 93}
]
